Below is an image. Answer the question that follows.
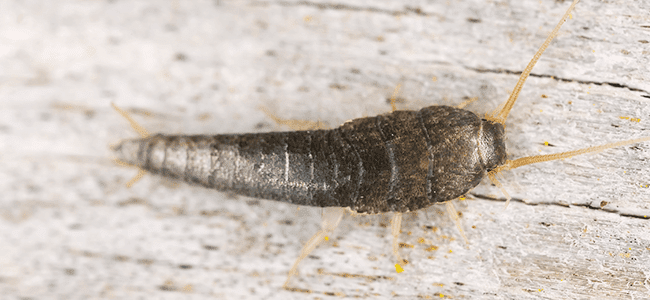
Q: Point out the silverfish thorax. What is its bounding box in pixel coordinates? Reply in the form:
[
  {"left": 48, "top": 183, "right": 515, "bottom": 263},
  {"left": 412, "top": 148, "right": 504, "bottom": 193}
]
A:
[{"left": 113, "top": 105, "right": 505, "bottom": 214}]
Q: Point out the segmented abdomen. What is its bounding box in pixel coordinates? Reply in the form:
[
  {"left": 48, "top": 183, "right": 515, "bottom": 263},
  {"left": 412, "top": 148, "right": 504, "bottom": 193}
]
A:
[{"left": 115, "top": 106, "right": 493, "bottom": 214}]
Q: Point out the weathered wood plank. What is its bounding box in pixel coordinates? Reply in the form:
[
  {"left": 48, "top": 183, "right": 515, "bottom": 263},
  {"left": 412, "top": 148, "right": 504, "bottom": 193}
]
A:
[{"left": 1, "top": 0, "right": 649, "bottom": 299}]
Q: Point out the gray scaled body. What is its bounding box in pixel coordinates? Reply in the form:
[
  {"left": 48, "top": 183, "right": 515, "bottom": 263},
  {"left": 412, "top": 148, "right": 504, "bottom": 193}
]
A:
[{"left": 114, "top": 105, "right": 506, "bottom": 214}]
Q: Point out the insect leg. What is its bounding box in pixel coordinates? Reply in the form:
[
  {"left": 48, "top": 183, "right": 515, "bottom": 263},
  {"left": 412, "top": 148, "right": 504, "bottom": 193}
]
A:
[
  {"left": 391, "top": 212, "right": 406, "bottom": 273},
  {"left": 283, "top": 207, "right": 346, "bottom": 288},
  {"left": 487, "top": 172, "right": 512, "bottom": 208},
  {"left": 445, "top": 201, "right": 469, "bottom": 245},
  {"left": 259, "top": 106, "right": 328, "bottom": 130},
  {"left": 388, "top": 83, "right": 403, "bottom": 112},
  {"left": 455, "top": 97, "right": 478, "bottom": 109}
]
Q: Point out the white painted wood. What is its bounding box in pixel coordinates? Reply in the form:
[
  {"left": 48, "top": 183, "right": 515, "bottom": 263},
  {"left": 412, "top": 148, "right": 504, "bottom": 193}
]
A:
[{"left": 1, "top": 0, "right": 649, "bottom": 299}]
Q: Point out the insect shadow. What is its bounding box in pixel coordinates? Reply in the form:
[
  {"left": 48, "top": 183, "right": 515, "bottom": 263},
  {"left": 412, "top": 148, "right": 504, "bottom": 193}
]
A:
[{"left": 111, "top": 0, "right": 649, "bottom": 290}]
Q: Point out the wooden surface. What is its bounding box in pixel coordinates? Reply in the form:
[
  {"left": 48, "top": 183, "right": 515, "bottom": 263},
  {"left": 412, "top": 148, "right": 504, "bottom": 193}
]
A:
[{"left": 1, "top": 0, "right": 650, "bottom": 299}]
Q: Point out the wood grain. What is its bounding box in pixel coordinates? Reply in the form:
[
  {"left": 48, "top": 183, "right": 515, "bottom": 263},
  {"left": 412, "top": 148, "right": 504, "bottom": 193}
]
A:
[{"left": 1, "top": 0, "right": 649, "bottom": 299}]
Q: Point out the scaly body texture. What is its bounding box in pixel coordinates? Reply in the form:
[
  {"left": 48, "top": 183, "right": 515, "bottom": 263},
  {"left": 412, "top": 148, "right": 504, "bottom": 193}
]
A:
[{"left": 114, "top": 105, "right": 505, "bottom": 214}]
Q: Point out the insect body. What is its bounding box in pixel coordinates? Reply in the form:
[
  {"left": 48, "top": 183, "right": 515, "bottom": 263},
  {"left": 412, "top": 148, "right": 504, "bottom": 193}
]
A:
[
  {"left": 113, "top": 106, "right": 506, "bottom": 214},
  {"left": 113, "top": 0, "right": 649, "bottom": 289}
]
